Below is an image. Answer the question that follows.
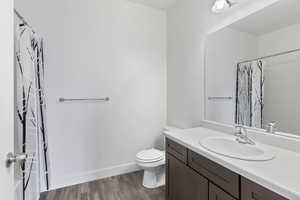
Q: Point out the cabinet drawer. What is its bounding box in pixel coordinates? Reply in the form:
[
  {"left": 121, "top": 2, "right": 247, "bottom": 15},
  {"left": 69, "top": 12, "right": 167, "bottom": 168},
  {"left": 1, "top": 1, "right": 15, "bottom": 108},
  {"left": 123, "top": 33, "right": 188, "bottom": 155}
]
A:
[
  {"left": 166, "top": 138, "right": 187, "bottom": 163},
  {"left": 241, "top": 178, "right": 288, "bottom": 200},
  {"left": 188, "top": 150, "right": 240, "bottom": 199},
  {"left": 209, "top": 183, "right": 235, "bottom": 200}
]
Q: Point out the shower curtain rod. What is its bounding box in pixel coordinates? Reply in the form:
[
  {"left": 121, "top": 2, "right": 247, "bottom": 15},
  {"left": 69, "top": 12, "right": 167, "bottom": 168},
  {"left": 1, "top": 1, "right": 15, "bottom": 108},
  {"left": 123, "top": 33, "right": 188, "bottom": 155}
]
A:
[
  {"left": 14, "top": 9, "right": 36, "bottom": 33},
  {"left": 237, "top": 48, "right": 300, "bottom": 65}
]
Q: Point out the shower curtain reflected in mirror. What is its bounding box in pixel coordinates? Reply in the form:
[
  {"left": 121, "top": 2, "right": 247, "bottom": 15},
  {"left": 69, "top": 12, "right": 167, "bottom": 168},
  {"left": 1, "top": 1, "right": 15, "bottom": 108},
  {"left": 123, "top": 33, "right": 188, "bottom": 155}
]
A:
[{"left": 235, "top": 60, "right": 264, "bottom": 128}]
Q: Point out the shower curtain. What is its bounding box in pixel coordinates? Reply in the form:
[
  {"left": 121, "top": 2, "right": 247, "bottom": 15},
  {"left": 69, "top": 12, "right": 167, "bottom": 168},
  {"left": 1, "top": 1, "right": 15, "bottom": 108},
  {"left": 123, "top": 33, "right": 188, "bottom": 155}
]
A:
[
  {"left": 235, "top": 60, "right": 264, "bottom": 128},
  {"left": 15, "top": 12, "right": 50, "bottom": 200}
]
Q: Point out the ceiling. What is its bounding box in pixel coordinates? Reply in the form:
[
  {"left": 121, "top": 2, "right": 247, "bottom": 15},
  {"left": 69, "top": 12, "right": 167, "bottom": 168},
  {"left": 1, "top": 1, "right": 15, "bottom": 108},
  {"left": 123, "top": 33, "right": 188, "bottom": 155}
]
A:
[
  {"left": 128, "top": 0, "right": 177, "bottom": 9},
  {"left": 128, "top": 0, "right": 249, "bottom": 11},
  {"left": 229, "top": 0, "right": 300, "bottom": 36}
]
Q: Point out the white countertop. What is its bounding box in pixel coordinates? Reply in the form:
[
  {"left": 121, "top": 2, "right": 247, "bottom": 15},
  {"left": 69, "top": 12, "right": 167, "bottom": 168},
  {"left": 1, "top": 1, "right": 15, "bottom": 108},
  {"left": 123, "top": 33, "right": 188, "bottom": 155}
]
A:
[{"left": 164, "top": 127, "right": 300, "bottom": 200}]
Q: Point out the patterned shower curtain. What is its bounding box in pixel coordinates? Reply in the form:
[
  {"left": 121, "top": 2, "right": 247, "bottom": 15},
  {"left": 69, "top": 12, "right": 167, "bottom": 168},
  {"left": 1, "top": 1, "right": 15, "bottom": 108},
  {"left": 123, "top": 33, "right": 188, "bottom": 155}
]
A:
[
  {"left": 15, "top": 11, "right": 50, "bottom": 200},
  {"left": 235, "top": 60, "right": 264, "bottom": 128}
]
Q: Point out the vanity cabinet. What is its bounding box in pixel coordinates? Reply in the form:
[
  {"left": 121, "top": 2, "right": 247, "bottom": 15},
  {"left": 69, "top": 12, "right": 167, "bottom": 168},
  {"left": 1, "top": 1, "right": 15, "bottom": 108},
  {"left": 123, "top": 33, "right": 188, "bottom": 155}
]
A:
[
  {"left": 165, "top": 138, "right": 288, "bottom": 200},
  {"left": 209, "top": 183, "right": 235, "bottom": 200},
  {"left": 188, "top": 150, "right": 240, "bottom": 199},
  {"left": 166, "top": 138, "right": 188, "bottom": 164},
  {"left": 166, "top": 153, "right": 185, "bottom": 200},
  {"left": 166, "top": 152, "right": 208, "bottom": 200},
  {"left": 241, "top": 178, "right": 288, "bottom": 200}
]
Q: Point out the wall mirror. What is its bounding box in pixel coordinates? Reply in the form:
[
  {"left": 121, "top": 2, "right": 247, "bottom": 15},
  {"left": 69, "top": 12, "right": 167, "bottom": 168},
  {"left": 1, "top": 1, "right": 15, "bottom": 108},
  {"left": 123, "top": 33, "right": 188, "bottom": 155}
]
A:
[{"left": 204, "top": 0, "right": 300, "bottom": 137}]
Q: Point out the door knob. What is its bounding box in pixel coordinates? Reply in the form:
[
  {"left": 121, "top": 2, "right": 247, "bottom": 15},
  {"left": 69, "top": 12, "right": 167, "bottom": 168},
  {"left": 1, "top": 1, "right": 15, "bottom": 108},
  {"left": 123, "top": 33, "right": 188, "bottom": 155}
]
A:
[{"left": 6, "top": 152, "right": 28, "bottom": 168}]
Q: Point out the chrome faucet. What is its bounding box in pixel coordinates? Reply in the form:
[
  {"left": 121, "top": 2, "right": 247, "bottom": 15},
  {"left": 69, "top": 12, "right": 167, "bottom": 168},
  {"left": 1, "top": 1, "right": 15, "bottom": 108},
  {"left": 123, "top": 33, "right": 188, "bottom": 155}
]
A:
[
  {"left": 234, "top": 125, "right": 255, "bottom": 145},
  {"left": 266, "top": 122, "right": 277, "bottom": 134}
]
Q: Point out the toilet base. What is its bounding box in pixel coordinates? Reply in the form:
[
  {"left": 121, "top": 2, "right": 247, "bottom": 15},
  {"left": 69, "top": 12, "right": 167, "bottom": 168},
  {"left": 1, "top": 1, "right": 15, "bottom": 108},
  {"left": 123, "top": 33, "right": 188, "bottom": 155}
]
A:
[{"left": 142, "top": 165, "right": 165, "bottom": 189}]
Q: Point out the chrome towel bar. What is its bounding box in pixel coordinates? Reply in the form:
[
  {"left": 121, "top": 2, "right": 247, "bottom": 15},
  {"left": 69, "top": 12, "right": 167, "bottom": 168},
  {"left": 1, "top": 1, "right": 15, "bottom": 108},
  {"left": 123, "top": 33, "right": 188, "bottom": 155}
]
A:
[
  {"left": 59, "top": 97, "right": 110, "bottom": 102},
  {"left": 208, "top": 96, "right": 233, "bottom": 100}
]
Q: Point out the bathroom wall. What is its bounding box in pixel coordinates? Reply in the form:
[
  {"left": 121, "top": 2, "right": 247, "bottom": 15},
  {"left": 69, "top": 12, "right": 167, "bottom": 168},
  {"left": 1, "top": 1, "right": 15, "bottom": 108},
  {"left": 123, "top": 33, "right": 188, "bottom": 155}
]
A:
[
  {"left": 258, "top": 22, "right": 300, "bottom": 135},
  {"left": 258, "top": 22, "right": 300, "bottom": 56},
  {"left": 205, "top": 27, "right": 258, "bottom": 125},
  {"left": 15, "top": 0, "right": 166, "bottom": 190},
  {"left": 167, "top": 0, "right": 281, "bottom": 128}
]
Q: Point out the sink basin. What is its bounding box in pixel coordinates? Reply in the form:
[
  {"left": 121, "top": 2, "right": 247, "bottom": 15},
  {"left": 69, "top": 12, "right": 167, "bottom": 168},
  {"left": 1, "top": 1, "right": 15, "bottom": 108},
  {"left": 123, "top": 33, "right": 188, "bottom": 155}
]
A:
[{"left": 200, "top": 137, "right": 275, "bottom": 161}]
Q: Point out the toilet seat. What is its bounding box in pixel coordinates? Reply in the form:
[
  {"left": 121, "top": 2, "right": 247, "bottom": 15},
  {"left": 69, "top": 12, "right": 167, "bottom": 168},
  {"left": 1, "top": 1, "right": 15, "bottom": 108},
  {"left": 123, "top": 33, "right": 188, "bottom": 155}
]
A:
[
  {"left": 136, "top": 148, "right": 166, "bottom": 189},
  {"left": 137, "top": 155, "right": 165, "bottom": 168},
  {"left": 136, "top": 148, "right": 164, "bottom": 163}
]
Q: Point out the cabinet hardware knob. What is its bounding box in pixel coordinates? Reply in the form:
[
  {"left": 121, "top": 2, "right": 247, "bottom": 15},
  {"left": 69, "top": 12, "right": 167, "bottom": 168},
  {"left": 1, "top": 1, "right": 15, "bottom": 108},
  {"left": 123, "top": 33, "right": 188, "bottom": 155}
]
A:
[{"left": 252, "top": 192, "right": 260, "bottom": 200}]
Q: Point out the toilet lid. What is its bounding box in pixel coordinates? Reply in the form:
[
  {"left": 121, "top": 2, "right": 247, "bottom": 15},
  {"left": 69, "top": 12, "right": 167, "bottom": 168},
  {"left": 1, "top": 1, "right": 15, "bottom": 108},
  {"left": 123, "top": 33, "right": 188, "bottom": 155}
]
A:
[{"left": 136, "top": 148, "right": 164, "bottom": 163}]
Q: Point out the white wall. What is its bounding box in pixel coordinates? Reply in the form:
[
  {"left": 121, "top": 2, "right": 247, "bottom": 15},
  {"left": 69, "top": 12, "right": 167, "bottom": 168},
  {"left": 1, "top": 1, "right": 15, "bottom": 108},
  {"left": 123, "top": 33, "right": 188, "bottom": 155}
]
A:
[
  {"left": 258, "top": 23, "right": 300, "bottom": 135},
  {"left": 205, "top": 28, "right": 258, "bottom": 125},
  {"left": 263, "top": 53, "right": 300, "bottom": 135},
  {"left": 258, "top": 22, "right": 300, "bottom": 56},
  {"left": 15, "top": 0, "right": 166, "bottom": 190},
  {"left": 167, "top": 0, "right": 280, "bottom": 128}
]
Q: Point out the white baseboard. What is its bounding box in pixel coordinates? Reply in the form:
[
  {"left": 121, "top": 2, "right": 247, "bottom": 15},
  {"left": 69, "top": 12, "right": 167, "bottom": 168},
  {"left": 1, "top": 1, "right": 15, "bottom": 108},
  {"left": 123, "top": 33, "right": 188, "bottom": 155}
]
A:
[{"left": 48, "top": 162, "right": 141, "bottom": 191}]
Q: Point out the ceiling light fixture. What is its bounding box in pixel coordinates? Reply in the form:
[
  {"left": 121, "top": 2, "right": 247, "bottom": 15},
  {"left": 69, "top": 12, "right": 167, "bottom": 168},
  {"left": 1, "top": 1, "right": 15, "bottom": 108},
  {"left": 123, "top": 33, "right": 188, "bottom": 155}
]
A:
[{"left": 212, "top": 0, "right": 234, "bottom": 13}]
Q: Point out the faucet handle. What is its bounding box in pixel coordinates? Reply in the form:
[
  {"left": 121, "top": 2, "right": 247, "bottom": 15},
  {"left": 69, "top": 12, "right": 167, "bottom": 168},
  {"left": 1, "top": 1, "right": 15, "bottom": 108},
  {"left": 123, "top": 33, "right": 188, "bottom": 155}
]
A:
[
  {"left": 234, "top": 125, "right": 247, "bottom": 136},
  {"left": 234, "top": 125, "right": 255, "bottom": 145},
  {"left": 234, "top": 125, "right": 242, "bottom": 136},
  {"left": 235, "top": 124, "right": 246, "bottom": 128},
  {"left": 267, "top": 122, "right": 277, "bottom": 127}
]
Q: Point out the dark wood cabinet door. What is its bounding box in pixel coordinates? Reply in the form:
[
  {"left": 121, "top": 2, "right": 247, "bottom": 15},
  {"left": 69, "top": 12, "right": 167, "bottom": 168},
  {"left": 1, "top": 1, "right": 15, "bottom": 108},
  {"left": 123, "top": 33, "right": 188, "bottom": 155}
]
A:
[
  {"left": 166, "top": 153, "right": 186, "bottom": 200},
  {"left": 166, "top": 153, "right": 209, "bottom": 200},
  {"left": 188, "top": 150, "right": 240, "bottom": 199},
  {"left": 241, "top": 178, "right": 288, "bottom": 200},
  {"left": 209, "top": 183, "right": 235, "bottom": 200},
  {"left": 185, "top": 163, "right": 209, "bottom": 200}
]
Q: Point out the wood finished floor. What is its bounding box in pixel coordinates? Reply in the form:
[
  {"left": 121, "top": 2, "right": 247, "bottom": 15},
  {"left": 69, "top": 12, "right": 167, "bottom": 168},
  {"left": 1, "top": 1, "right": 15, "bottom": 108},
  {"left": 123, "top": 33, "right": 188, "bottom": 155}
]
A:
[{"left": 40, "top": 171, "right": 165, "bottom": 200}]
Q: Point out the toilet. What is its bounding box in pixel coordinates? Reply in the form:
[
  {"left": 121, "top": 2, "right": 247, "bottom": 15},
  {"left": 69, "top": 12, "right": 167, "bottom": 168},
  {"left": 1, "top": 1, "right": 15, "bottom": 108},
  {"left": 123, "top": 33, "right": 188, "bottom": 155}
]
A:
[{"left": 136, "top": 148, "right": 165, "bottom": 189}]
